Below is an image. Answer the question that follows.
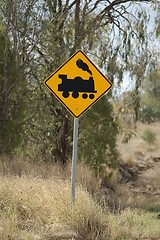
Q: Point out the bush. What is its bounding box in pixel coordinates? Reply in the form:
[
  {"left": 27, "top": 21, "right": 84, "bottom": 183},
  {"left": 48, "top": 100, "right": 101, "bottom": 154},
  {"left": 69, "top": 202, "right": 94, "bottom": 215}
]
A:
[
  {"left": 140, "top": 128, "right": 156, "bottom": 144},
  {"left": 79, "top": 97, "right": 118, "bottom": 175}
]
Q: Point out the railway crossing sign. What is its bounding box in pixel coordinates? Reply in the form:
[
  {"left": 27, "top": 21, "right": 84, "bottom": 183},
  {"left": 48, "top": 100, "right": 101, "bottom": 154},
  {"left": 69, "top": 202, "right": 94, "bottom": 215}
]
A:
[{"left": 44, "top": 50, "right": 112, "bottom": 118}]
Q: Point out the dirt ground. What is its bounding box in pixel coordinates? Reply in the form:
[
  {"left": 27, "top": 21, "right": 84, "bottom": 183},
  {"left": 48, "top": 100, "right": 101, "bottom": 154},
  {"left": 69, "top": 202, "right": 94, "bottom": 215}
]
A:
[
  {"left": 138, "top": 162, "right": 160, "bottom": 187},
  {"left": 117, "top": 121, "right": 160, "bottom": 199}
]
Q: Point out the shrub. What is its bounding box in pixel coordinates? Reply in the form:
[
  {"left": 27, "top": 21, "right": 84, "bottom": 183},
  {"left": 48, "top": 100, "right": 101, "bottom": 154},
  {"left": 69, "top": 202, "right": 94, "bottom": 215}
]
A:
[
  {"left": 140, "top": 128, "right": 156, "bottom": 144},
  {"left": 79, "top": 97, "right": 118, "bottom": 175}
]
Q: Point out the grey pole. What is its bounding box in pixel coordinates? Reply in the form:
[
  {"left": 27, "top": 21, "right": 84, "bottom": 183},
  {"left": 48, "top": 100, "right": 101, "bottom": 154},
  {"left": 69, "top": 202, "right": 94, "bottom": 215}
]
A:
[{"left": 71, "top": 117, "right": 79, "bottom": 205}]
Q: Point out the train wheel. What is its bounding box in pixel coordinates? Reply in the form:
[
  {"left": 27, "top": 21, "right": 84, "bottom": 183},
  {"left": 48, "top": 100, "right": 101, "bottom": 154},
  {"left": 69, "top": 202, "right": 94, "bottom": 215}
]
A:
[
  {"left": 82, "top": 93, "right": 88, "bottom": 99},
  {"left": 89, "top": 94, "right": 94, "bottom": 99},
  {"left": 72, "top": 92, "right": 79, "bottom": 98},
  {"left": 63, "top": 91, "right": 69, "bottom": 98}
]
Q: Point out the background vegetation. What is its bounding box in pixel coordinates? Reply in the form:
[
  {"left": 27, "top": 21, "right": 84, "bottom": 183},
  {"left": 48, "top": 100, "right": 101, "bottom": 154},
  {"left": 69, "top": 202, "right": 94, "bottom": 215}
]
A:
[{"left": 0, "top": 0, "right": 159, "bottom": 171}]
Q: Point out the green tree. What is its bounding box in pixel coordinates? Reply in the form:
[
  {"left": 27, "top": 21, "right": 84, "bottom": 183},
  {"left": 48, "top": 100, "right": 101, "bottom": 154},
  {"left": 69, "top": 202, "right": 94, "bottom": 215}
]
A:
[
  {"left": 0, "top": 26, "right": 25, "bottom": 154},
  {"left": 0, "top": 0, "right": 43, "bottom": 155}
]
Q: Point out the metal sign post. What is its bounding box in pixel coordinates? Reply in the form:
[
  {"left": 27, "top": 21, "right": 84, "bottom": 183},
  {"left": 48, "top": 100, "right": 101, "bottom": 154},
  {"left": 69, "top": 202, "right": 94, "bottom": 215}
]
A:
[
  {"left": 44, "top": 50, "right": 112, "bottom": 205},
  {"left": 71, "top": 117, "right": 79, "bottom": 205}
]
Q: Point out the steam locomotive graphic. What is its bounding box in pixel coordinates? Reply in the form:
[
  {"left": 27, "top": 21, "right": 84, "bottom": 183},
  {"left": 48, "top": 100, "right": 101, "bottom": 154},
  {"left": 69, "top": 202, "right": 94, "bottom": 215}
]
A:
[
  {"left": 58, "top": 75, "right": 97, "bottom": 99},
  {"left": 58, "top": 59, "right": 97, "bottom": 99}
]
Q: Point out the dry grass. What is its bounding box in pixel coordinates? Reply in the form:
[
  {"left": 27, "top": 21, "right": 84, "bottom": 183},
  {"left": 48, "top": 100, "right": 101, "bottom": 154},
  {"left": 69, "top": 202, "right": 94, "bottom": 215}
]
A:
[
  {"left": 0, "top": 158, "right": 105, "bottom": 239},
  {"left": 115, "top": 121, "right": 160, "bottom": 215},
  {"left": 0, "top": 176, "right": 107, "bottom": 240},
  {"left": 118, "top": 121, "right": 160, "bottom": 166},
  {"left": 107, "top": 183, "right": 160, "bottom": 213},
  {"left": 108, "top": 208, "right": 160, "bottom": 240},
  {"left": 0, "top": 176, "right": 160, "bottom": 240},
  {"left": 0, "top": 156, "right": 98, "bottom": 195}
]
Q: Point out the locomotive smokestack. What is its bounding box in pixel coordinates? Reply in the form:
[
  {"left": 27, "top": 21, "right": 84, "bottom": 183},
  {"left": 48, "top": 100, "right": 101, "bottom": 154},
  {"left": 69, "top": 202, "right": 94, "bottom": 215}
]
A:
[{"left": 76, "top": 59, "right": 92, "bottom": 75}]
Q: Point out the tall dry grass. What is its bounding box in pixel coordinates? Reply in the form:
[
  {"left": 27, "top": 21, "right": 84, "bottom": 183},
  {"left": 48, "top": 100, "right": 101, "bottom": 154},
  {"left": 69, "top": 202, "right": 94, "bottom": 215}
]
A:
[
  {"left": 0, "top": 176, "right": 107, "bottom": 240},
  {"left": 107, "top": 208, "right": 160, "bottom": 239},
  {"left": 0, "top": 155, "right": 98, "bottom": 195},
  {"left": 0, "top": 176, "right": 160, "bottom": 240}
]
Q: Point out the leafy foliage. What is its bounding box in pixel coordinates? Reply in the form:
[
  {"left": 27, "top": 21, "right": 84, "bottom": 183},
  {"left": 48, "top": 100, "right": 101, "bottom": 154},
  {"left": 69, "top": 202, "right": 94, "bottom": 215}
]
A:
[
  {"left": 79, "top": 97, "right": 118, "bottom": 175},
  {"left": 0, "top": 26, "right": 25, "bottom": 154},
  {"left": 140, "top": 70, "right": 160, "bottom": 123}
]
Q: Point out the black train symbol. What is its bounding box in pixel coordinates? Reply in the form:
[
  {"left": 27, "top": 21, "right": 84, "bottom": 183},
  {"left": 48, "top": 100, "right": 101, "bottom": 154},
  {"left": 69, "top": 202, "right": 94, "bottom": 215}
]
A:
[{"left": 58, "top": 59, "right": 97, "bottom": 99}]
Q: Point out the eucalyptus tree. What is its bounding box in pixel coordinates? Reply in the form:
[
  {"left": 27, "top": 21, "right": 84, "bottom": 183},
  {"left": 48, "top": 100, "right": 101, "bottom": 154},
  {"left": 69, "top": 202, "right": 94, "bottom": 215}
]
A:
[
  {"left": 33, "top": 0, "right": 159, "bottom": 167},
  {"left": 0, "top": 0, "right": 46, "bottom": 155},
  {"left": 0, "top": 24, "right": 26, "bottom": 154},
  {"left": 140, "top": 70, "right": 160, "bottom": 123}
]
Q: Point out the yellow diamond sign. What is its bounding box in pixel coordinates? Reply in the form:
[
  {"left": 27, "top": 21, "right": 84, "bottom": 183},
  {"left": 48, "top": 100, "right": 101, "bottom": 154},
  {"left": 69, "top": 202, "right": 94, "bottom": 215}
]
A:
[{"left": 44, "top": 50, "right": 112, "bottom": 118}]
